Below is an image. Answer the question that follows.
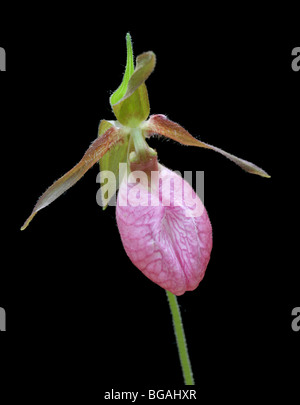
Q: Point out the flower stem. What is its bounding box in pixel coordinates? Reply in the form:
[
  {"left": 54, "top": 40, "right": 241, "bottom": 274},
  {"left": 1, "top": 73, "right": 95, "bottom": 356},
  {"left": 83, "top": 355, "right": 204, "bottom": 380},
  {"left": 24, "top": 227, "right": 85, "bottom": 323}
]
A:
[{"left": 166, "top": 290, "right": 195, "bottom": 385}]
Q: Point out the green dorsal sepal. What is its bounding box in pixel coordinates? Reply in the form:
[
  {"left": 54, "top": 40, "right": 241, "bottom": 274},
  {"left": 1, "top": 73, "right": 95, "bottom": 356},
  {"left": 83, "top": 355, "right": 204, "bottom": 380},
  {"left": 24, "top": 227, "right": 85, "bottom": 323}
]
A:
[{"left": 110, "top": 33, "right": 156, "bottom": 128}]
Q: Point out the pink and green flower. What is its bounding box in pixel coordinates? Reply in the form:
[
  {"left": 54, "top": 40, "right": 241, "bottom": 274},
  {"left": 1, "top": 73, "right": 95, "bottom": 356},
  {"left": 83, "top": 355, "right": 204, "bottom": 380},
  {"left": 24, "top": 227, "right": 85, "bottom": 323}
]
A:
[{"left": 21, "top": 33, "right": 269, "bottom": 384}]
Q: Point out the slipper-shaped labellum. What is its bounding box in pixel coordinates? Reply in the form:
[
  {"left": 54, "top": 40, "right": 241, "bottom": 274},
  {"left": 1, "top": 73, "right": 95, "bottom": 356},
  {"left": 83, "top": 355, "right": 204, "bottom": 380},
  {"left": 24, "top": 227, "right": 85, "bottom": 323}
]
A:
[{"left": 116, "top": 163, "right": 212, "bottom": 295}]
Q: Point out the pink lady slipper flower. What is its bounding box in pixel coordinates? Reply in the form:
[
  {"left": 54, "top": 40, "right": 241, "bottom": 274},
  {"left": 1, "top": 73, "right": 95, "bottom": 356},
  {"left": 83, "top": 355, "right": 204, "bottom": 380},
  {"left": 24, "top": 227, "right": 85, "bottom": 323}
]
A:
[
  {"left": 21, "top": 33, "right": 270, "bottom": 385},
  {"left": 21, "top": 33, "right": 270, "bottom": 293}
]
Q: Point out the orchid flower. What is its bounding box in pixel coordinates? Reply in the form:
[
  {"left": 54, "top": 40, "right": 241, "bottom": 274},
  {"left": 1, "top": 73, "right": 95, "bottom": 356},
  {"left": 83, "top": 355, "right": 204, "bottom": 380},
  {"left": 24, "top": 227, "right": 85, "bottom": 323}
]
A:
[{"left": 21, "top": 34, "right": 270, "bottom": 384}]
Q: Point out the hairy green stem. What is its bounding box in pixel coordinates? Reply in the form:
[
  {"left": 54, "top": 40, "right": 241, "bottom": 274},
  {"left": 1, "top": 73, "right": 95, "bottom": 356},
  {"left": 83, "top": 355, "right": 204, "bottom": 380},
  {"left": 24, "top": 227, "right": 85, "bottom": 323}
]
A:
[{"left": 166, "top": 290, "right": 195, "bottom": 385}]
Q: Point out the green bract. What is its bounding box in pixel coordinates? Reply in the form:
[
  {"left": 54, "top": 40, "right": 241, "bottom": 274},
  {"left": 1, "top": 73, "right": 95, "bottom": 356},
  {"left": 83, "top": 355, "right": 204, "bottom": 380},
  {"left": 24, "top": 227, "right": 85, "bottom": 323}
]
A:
[
  {"left": 110, "top": 33, "right": 156, "bottom": 128},
  {"left": 109, "top": 33, "right": 134, "bottom": 106}
]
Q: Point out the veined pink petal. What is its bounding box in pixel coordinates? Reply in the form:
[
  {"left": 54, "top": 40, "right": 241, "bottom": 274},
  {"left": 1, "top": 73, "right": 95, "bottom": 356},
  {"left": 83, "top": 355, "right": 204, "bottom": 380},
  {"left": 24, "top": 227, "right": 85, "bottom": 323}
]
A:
[{"left": 116, "top": 166, "right": 212, "bottom": 295}]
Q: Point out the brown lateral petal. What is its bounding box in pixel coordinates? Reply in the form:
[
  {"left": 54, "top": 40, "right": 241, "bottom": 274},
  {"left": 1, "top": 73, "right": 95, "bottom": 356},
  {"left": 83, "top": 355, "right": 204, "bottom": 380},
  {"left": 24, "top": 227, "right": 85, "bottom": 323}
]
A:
[
  {"left": 144, "top": 114, "right": 270, "bottom": 178},
  {"left": 21, "top": 126, "right": 124, "bottom": 230}
]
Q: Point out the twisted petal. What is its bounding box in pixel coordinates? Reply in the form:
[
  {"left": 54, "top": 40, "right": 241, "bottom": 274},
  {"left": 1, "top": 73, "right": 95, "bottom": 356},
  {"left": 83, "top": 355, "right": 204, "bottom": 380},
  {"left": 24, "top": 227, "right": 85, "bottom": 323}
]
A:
[
  {"left": 144, "top": 114, "right": 270, "bottom": 178},
  {"left": 21, "top": 126, "right": 124, "bottom": 230},
  {"left": 116, "top": 166, "right": 212, "bottom": 295}
]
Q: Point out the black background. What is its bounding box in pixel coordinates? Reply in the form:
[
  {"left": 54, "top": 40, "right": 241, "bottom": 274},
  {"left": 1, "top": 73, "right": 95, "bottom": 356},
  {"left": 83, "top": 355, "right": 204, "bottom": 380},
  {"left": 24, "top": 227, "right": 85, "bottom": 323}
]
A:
[{"left": 1, "top": 4, "right": 299, "bottom": 400}]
